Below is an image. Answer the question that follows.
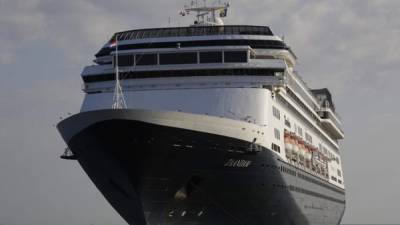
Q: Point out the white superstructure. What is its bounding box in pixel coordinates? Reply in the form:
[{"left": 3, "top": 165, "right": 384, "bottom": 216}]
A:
[
  {"left": 79, "top": 2, "right": 344, "bottom": 189},
  {"left": 58, "top": 3, "right": 346, "bottom": 225}
]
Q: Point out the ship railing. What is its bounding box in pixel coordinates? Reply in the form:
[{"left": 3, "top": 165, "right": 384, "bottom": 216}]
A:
[
  {"left": 290, "top": 71, "right": 342, "bottom": 121},
  {"left": 114, "top": 25, "right": 274, "bottom": 41},
  {"left": 317, "top": 109, "right": 344, "bottom": 135},
  {"left": 285, "top": 71, "right": 320, "bottom": 112},
  {"left": 319, "top": 106, "right": 342, "bottom": 122},
  {"left": 285, "top": 71, "right": 343, "bottom": 127}
]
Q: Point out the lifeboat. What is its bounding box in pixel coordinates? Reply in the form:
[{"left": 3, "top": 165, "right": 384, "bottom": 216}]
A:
[
  {"left": 305, "top": 146, "right": 313, "bottom": 161},
  {"left": 298, "top": 140, "right": 306, "bottom": 160},
  {"left": 292, "top": 133, "right": 299, "bottom": 155},
  {"left": 284, "top": 132, "right": 293, "bottom": 158}
]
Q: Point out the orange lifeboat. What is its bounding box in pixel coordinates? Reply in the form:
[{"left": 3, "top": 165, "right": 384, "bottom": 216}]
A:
[
  {"left": 292, "top": 133, "right": 299, "bottom": 155},
  {"left": 305, "top": 145, "right": 313, "bottom": 162},
  {"left": 298, "top": 140, "right": 306, "bottom": 162},
  {"left": 284, "top": 131, "right": 293, "bottom": 158}
]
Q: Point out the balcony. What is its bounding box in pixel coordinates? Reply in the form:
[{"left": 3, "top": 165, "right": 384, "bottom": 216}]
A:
[{"left": 317, "top": 108, "right": 344, "bottom": 139}]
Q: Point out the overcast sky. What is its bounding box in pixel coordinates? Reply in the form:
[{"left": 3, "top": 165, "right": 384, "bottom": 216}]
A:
[{"left": 0, "top": 0, "right": 399, "bottom": 224}]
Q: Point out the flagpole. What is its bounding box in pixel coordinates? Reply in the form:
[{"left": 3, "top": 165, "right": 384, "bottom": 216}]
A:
[
  {"left": 112, "top": 34, "right": 127, "bottom": 109},
  {"left": 115, "top": 34, "right": 120, "bottom": 107}
]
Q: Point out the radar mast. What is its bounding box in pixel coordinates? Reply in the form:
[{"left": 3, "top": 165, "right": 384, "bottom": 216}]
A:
[{"left": 180, "top": 0, "right": 230, "bottom": 26}]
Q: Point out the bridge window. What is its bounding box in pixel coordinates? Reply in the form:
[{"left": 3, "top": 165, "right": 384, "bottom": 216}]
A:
[
  {"left": 136, "top": 54, "right": 158, "bottom": 66},
  {"left": 224, "top": 51, "right": 248, "bottom": 63},
  {"left": 115, "top": 55, "right": 134, "bottom": 67},
  {"left": 200, "top": 51, "right": 223, "bottom": 63},
  {"left": 159, "top": 52, "right": 198, "bottom": 65}
]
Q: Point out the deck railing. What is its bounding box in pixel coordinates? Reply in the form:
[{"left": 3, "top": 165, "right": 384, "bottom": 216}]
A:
[{"left": 113, "top": 25, "right": 274, "bottom": 41}]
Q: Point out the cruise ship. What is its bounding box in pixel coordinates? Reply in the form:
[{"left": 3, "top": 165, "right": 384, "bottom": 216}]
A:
[{"left": 57, "top": 2, "right": 346, "bottom": 225}]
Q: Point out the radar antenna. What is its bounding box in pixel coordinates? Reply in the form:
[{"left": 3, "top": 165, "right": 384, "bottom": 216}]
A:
[
  {"left": 112, "top": 34, "right": 127, "bottom": 109},
  {"left": 180, "top": 0, "right": 230, "bottom": 26}
]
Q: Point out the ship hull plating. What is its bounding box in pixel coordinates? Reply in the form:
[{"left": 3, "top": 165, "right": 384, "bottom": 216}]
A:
[{"left": 58, "top": 109, "right": 345, "bottom": 225}]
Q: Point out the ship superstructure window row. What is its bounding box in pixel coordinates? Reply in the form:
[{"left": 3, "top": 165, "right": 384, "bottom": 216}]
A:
[
  {"left": 97, "top": 39, "right": 288, "bottom": 57},
  {"left": 114, "top": 50, "right": 248, "bottom": 67},
  {"left": 83, "top": 68, "right": 282, "bottom": 83}
]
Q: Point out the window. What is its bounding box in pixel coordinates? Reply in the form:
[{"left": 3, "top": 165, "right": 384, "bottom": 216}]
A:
[
  {"left": 224, "top": 51, "right": 248, "bottom": 63},
  {"left": 297, "top": 126, "right": 303, "bottom": 137},
  {"left": 305, "top": 132, "right": 312, "bottom": 144},
  {"left": 284, "top": 116, "right": 291, "bottom": 128},
  {"left": 274, "top": 128, "right": 280, "bottom": 140},
  {"left": 159, "top": 52, "right": 197, "bottom": 65},
  {"left": 337, "top": 169, "right": 342, "bottom": 177},
  {"left": 115, "top": 55, "right": 134, "bottom": 67},
  {"left": 136, "top": 54, "right": 158, "bottom": 66},
  {"left": 200, "top": 51, "right": 223, "bottom": 63},
  {"left": 271, "top": 143, "right": 280, "bottom": 153},
  {"left": 83, "top": 68, "right": 280, "bottom": 83},
  {"left": 272, "top": 106, "right": 280, "bottom": 120},
  {"left": 331, "top": 176, "right": 337, "bottom": 182}
]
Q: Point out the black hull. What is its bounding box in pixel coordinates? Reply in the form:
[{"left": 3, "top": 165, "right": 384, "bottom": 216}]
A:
[{"left": 58, "top": 109, "right": 345, "bottom": 225}]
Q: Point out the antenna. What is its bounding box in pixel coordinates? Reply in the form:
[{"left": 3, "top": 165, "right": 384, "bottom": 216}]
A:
[
  {"left": 180, "top": 0, "right": 230, "bottom": 26},
  {"left": 112, "top": 34, "right": 127, "bottom": 109}
]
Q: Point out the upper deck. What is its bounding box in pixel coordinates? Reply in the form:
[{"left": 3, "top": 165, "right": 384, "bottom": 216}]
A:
[
  {"left": 95, "top": 26, "right": 287, "bottom": 58},
  {"left": 113, "top": 25, "right": 273, "bottom": 41}
]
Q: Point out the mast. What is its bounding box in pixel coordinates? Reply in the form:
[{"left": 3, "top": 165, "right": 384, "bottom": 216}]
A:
[
  {"left": 180, "top": 0, "right": 230, "bottom": 26},
  {"left": 112, "top": 34, "right": 127, "bottom": 109}
]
